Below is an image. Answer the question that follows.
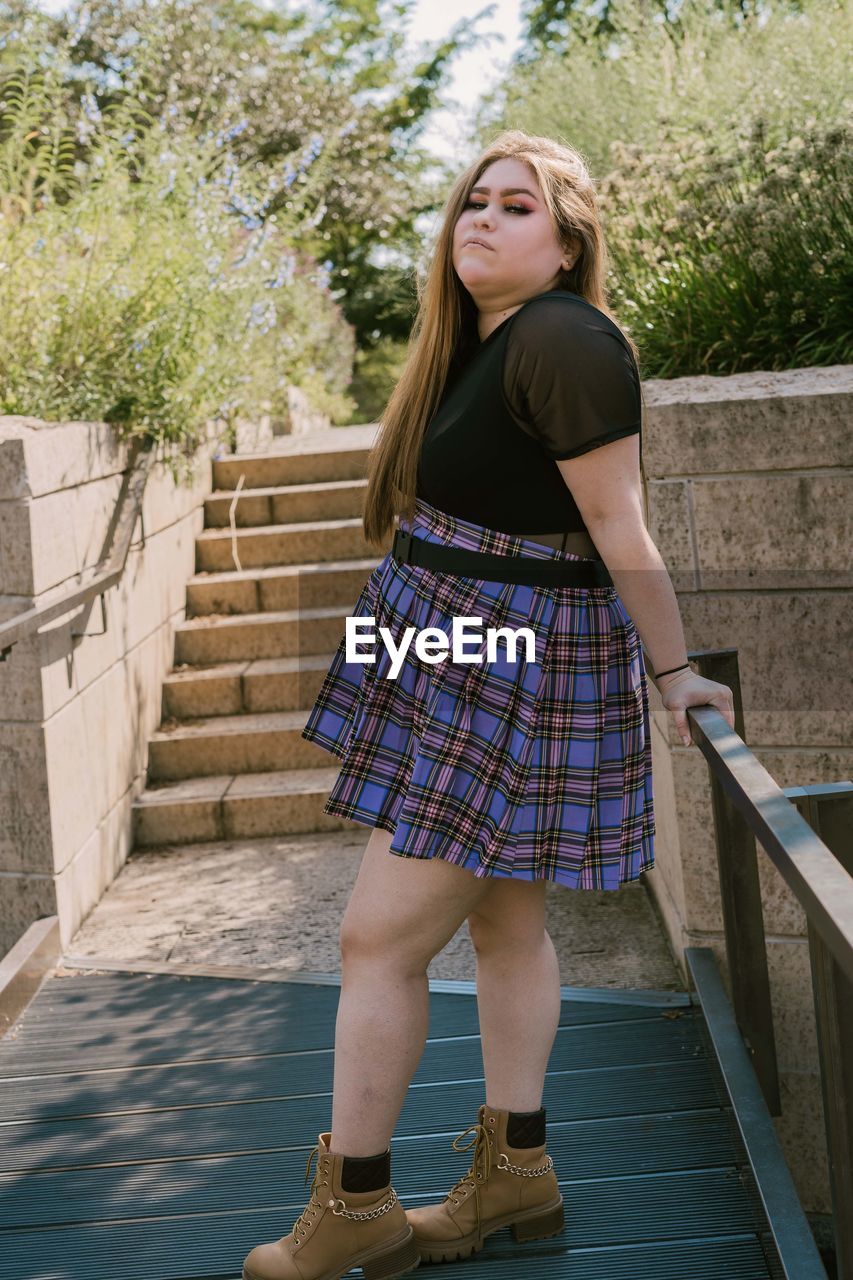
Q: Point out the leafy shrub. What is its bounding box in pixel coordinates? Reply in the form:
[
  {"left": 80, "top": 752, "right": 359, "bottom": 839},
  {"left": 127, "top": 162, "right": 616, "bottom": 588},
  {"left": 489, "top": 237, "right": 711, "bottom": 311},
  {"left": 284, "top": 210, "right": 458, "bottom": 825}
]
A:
[
  {"left": 473, "top": 0, "right": 852, "bottom": 374},
  {"left": 601, "top": 112, "right": 852, "bottom": 374},
  {"left": 0, "top": 48, "right": 356, "bottom": 457}
]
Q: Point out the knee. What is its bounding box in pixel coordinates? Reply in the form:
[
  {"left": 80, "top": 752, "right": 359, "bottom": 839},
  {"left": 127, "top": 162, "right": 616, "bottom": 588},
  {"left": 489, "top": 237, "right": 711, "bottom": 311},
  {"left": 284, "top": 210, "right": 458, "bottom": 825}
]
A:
[
  {"left": 468, "top": 912, "right": 523, "bottom": 955},
  {"left": 467, "top": 911, "right": 547, "bottom": 956},
  {"left": 338, "top": 913, "right": 428, "bottom": 977},
  {"left": 338, "top": 915, "right": 381, "bottom": 964}
]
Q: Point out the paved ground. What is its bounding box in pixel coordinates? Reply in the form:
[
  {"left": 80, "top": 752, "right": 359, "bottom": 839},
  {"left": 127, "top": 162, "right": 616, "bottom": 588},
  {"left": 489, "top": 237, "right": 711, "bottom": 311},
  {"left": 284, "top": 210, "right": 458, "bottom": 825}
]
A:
[{"left": 67, "top": 828, "right": 684, "bottom": 990}]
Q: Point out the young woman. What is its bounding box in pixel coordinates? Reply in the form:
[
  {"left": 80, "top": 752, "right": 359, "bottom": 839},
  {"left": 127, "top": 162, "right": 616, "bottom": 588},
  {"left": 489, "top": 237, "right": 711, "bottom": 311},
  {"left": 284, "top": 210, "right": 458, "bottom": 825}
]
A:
[{"left": 242, "top": 129, "right": 735, "bottom": 1280}]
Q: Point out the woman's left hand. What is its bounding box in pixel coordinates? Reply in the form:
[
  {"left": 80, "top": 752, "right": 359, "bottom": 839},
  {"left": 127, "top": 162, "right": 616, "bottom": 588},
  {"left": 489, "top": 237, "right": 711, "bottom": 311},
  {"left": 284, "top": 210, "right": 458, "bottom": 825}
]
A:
[{"left": 655, "top": 668, "right": 736, "bottom": 747}]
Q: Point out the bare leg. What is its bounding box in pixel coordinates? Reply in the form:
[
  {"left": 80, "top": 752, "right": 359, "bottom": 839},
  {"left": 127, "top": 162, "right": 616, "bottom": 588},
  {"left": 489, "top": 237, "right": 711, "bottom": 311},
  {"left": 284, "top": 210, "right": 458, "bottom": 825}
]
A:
[
  {"left": 467, "top": 880, "right": 562, "bottom": 1112},
  {"left": 330, "top": 827, "right": 494, "bottom": 1156}
]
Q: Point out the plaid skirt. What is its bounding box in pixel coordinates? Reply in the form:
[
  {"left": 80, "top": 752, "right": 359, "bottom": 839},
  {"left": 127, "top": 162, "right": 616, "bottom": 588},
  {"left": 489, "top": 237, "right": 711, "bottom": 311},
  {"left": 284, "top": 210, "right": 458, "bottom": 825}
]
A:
[{"left": 301, "top": 496, "right": 655, "bottom": 890}]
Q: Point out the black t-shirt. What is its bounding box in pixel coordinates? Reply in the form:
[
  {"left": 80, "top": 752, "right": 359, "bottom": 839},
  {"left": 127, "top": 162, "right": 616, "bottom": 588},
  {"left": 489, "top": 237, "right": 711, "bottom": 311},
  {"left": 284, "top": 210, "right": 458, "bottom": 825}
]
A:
[{"left": 416, "top": 289, "right": 642, "bottom": 535}]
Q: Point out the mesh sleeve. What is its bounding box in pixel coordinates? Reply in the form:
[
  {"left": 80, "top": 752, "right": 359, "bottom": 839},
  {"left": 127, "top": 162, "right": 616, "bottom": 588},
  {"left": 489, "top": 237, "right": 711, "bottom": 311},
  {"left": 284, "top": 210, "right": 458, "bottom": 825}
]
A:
[{"left": 502, "top": 296, "right": 642, "bottom": 460}]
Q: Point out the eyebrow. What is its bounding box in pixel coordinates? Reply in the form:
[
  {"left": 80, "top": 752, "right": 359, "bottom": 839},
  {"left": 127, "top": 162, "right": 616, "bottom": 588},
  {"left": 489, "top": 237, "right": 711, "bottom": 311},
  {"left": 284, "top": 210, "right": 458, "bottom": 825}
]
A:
[{"left": 470, "top": 186, "right": 539, "bottom": 200}]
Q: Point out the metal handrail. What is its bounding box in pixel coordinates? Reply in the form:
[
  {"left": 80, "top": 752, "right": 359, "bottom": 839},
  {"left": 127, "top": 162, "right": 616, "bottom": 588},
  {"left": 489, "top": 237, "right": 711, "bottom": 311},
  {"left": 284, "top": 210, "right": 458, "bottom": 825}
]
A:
[
  {"left": 687, "top": 678, "right": 852, "bottom": 986},
  {"left": 0, "top": 439, "right": 155, "bottom": 662},
  {"left": 683, "top": 646, "right": 852, "bottom": 1279}
]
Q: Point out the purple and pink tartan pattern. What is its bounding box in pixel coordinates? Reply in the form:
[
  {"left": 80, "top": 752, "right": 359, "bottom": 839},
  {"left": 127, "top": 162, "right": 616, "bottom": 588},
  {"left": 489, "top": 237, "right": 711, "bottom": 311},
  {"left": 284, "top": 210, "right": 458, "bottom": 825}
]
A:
[{"left": 300, "top": 496, "right": 655, "bottom": 890}]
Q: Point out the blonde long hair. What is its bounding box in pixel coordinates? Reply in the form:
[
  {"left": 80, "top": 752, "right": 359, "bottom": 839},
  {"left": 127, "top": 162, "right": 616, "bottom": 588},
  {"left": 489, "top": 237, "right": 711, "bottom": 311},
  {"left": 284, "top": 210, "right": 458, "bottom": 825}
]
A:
[{"left": 361, "top": 128, "right": 649, "bottom": 548}]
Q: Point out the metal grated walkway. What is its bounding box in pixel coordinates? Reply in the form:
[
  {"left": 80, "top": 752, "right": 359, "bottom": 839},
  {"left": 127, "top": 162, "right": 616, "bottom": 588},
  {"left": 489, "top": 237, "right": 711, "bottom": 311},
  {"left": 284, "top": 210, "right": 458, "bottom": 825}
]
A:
[{"left": 0, "top": 961, "right": 785, "bottom": 1279}]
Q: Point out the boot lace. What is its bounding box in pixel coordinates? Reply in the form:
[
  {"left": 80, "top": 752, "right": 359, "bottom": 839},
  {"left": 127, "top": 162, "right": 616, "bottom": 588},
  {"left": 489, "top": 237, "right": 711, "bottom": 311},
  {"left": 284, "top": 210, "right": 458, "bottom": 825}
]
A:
[
  {"left": 445, "top": 1122, "right": 493, "bottom": 1241},
  {"left": 291, "top": 1144, "right": 325, "bottom": 1246},
  {"left": 291, "top": 1144, "right": 398, "bottom": 1245}
]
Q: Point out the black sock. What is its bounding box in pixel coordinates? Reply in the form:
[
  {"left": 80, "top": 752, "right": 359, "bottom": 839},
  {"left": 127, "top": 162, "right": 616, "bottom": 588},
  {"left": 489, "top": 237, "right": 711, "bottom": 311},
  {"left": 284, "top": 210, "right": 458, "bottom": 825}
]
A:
[
  {"left": 506, "top": 1106, "right": 546, "bottom": 1148},
  {"left": 340, "top": 1149, "right": 391, "bottom": 1192}
]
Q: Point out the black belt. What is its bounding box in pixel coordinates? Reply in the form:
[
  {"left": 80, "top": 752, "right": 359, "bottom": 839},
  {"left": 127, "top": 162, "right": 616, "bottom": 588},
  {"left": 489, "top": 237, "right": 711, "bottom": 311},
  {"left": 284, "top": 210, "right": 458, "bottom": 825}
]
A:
[{"left": 391, "top": 528, "right": 614, "bottom": 588}]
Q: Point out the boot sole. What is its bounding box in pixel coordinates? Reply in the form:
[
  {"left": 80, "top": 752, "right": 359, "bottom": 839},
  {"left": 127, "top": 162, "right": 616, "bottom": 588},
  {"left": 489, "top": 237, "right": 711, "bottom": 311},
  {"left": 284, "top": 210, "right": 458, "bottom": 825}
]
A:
[
  {"left": 242, "top": 1223, "right": 420, "bottom": 1280},
  {"left": 411, "top": 1195, "right": 565, "bottom": 1264}
]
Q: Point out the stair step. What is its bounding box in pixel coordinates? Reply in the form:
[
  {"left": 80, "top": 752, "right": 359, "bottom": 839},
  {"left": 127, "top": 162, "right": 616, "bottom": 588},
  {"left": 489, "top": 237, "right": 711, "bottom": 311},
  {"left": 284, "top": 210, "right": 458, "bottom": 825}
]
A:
[
  {"left": 133, "top": 767, "right": 353, "bottom": 845},
  {"left": 174, "top": 604, "right": 355, "bottom": 664},
  {"left": 212, "top": 438, "right": 373, "bottom": 490},
  {"left": 164, "top": 653, "right": 334, "bottom": 717},
  {"left": 186, "top": 557, "right": 380, "bottom": 616},
  {"left": 132, "top": 433, "right": 383, "bottom": 855},
  {"left": 204, "top": 478, "right": 366, "bottom": 527},
  {"left": 195, "top": 516, "right": 377, "bottom": 571},
  {"left": 148, "top": 709, "right": 338, "bottom": 779}
]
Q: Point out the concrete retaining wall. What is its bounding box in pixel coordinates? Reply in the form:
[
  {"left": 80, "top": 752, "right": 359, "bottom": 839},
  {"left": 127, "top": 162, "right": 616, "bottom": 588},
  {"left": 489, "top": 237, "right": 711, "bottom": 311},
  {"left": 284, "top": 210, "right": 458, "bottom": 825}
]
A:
[
  {"left": 0, "top": 416, "right": 225, "bottom": 957},
  {"left": 641, "top": 362, "right": 853, "bottom": 1215}
]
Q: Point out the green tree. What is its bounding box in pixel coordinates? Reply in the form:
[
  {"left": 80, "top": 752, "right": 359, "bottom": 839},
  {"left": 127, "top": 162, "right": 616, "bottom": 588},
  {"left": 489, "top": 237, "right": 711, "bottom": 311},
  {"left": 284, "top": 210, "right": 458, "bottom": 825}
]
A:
[
  {"left": 468, "top": 0, "right": 851, "bottom": 374},
  {"left": 518, "top": 0, "right": 812, "bottom": 56},
  {"left": 0, "top": 0, "right": 480, "bottom": 349}
]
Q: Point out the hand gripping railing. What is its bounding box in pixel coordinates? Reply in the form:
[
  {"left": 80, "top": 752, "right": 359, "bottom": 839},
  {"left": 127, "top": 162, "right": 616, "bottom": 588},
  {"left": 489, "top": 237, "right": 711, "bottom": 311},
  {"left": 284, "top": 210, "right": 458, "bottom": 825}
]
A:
[
  {"left": 0, "top": 439, "right": 155, "bottom": 667},
  {"left": 683, "top": 646, "right": 852, "bottom": 1280}
]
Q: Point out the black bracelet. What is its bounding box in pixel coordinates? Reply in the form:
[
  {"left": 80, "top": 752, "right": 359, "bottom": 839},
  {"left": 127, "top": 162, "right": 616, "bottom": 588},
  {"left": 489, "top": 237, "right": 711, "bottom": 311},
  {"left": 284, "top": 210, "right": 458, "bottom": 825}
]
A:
[{"left": 654, "top": 661, "right": 691, "bottom": 679}]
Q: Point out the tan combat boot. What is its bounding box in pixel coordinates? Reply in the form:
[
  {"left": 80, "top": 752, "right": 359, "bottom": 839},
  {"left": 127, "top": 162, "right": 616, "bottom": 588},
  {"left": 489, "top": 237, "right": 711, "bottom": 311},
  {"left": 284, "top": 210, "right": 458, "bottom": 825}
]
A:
[
  {"left": 405, "top": 1103, "right": 564, "bottom": 1263},
  {"left": 242, "top": 1131, "right": 420, "bottom": 1280}
]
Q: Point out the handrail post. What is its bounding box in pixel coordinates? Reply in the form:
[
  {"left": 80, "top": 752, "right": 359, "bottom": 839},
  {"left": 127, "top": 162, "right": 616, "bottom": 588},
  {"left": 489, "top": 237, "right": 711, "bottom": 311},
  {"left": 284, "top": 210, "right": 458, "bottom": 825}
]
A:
[
  {"left": 689, "top": 647, "right": 781, "bottom": 1114},
  {"left": 785, "top": 783, "right": 853, "bottom": 1280}
]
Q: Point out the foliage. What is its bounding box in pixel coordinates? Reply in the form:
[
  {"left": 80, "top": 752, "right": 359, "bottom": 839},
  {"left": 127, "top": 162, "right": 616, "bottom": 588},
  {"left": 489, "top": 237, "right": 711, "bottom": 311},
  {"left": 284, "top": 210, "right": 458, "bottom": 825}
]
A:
[
  {"left": 464, "top": 0, "right": 852, "bottom": 374},
  {"left": 515, "top": 0, "right": 822, "bottom": 56},
  {"left": 0, "top": 47, "right": 356, "bottom": 454},
  {"left": 601, "top": 113, "right": 852, "bottom": 375},
  {"left": 0, "top": 0, "right": 474, "bottom": 348},
  {"left": 347, "top": 333, "right": 410, "bottom": 424}
]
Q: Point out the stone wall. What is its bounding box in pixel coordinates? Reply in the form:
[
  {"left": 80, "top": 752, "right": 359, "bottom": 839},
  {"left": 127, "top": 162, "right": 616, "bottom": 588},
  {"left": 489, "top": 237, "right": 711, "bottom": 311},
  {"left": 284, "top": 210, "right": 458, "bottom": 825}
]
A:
[
  {"left": 0, "top": 416, "right": 224, "bottom": 957},
  {"left": 640, "top": 363, "right": 852, "bottom": 1216}
]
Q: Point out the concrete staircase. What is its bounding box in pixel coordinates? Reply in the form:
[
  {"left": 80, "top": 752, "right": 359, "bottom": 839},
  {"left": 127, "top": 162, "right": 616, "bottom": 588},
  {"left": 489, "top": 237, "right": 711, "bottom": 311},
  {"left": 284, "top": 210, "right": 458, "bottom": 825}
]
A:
[{"left": 132, "top": 429, "right": 389, "bottom": 848}]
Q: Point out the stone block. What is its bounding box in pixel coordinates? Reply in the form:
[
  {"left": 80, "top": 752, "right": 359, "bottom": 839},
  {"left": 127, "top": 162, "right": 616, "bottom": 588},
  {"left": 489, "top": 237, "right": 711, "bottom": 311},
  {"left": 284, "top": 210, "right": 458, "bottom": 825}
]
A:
[
  {"left": 53, "top": 793, "right": 134, "bottom": 949},
  {"left": 0, "top": 433, "right": 28, "bottom": 500},
  {"left": 13, "top": 473, "right": 120, "bottom": 597},
  {"left": 0, "top": 873, "right": 58, "bottom": 961},
  {"left": 35, "top": 514, "right": 195, "bottom": 714},
  {"left": 40, "top": 692, "right": 99, "bottom": 875},
  {"left": 690, "top": 473, "right": 852, "bottom": 590},
  {"left": 673, "top": 591, "right": 851, "bottom": 744},
  {"left": 773, "top": 1070, "right": 832, "bottom": 1215},
  {"left": 0, "top": 724, "right": 52, "bottom": 873},
  {"left": 645, "top": 480, "right": 696, "bottom": 582},
  {"left": 0, "top": 500, "right": 33, "bottom": 596},
  {"left": 643, "top": 365, "right": 853, "bottom": 476},
  {"left": 0, "top": 615, "right": 45, "bottom": 721},
  {"left": 0, "top": 418, "right": 128, "bottom": 499},
  {"left": 140, "top": 449, "right": 215, "bottom": 541}
]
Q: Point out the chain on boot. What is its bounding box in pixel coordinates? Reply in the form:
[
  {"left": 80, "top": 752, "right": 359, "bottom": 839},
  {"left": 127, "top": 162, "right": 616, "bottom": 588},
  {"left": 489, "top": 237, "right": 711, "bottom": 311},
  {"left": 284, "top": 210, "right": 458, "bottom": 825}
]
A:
[
  {"left": 242, "top": 1131, "right": 421, "bottom": 1280},
  {"left": 405, "top": 1103, "right": 565, "bottom": 1263}
]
